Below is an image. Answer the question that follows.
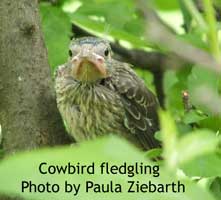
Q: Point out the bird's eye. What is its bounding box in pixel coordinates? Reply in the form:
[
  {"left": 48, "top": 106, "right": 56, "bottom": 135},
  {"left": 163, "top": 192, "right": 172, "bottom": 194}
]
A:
[
  {"left": 104, "top": 49, "right": 109, "bottom": 56},
  {"left": 69, "top": 50, "right": 73, "bottom": 57}
]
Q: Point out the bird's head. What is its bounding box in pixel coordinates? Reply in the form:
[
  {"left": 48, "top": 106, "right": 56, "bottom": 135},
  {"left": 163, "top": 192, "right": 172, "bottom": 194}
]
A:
[{"left": 68, "top": 37, "right": 112, "bottom": 83}]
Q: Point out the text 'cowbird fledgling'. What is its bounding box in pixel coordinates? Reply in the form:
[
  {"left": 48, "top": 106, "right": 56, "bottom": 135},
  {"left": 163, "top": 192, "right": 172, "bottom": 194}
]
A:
[{"left": 55, "top": 37, "right": 160, "bottom": 150}]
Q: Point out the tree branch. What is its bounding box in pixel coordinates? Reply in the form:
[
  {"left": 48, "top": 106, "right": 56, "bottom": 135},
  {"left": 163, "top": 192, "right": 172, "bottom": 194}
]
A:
[{"left": 136, "top": 0, "right": 221, "bottom": 72}]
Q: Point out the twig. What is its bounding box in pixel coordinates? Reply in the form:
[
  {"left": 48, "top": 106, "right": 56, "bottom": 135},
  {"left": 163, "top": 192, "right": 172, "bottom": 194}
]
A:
[
  {"left": 182, "top": 90, "right": 192, "bottom": 112},
  {"left": 136, "top": 0, "right": 221, "bottom": 72}
]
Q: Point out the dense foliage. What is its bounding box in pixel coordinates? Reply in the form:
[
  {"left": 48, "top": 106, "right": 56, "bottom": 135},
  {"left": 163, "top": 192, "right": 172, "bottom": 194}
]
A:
[{"left": 0, "top": 0, "right": 221, "bottom": 199}]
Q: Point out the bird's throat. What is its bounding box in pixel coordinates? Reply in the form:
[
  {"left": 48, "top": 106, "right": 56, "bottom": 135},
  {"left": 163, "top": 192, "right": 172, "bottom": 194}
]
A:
[{"left": 74, "top": 60, "right": 107, "bottom": 82}]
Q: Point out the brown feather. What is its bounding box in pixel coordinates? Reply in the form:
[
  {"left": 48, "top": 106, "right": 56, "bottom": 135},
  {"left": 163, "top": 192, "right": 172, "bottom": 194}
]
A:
[{"left": 105, "top": 60, "right": 160, "bottom": 149}]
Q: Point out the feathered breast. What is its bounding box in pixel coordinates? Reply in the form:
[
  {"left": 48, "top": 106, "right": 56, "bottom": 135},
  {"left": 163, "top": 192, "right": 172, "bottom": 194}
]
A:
[{"left": 55, "top": 66, "right": 125, "bottom": 141}]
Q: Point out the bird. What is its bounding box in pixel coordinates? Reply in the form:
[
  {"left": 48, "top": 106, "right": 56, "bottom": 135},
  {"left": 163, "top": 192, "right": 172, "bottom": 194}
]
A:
[{"left": 55, "top": 36, "right": 160, "bottom": 150}]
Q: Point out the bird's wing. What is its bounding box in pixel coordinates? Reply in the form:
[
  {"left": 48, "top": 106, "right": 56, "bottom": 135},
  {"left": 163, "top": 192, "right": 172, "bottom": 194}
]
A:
[{"left": 108, "top": 60, "right": 160, "bottom": 149}]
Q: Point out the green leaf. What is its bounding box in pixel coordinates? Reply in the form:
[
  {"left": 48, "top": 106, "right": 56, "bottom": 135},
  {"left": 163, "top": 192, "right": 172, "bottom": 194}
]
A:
[
  {"left": 76, "top": 0, "right": 134, "bottom": 29},
  {"left": 159, "top": 111, "right": 178, "bottom": 169},
  {"left": 210, "top": 177, "right": 221, "bottom": 200},
  {"left": 165, "top": 67, "right": 192, "bottom": 119},
  {"left": 66, "top": 0, "right": 152, "bottom": 48},
  {"left": 154, "top": 0, "right": 180, "bottom": 10},
  {"left": 176, "top": 129, "right": 220, "bottom": 165},
  {"left": 166, "top": 82, "right": 185, "bottom": 117},
  {"left": 214, "top": 0, "right": 221, "bottom": 8},
  {"left": 164, "top": 70, "right": 178, "bottom": 95},
  {"left": 176, "top": 122, "right": 193, "bottom": 135},
  {"left": 177, "top": 129, "right": 221, "bottom": 177},
  {"left": 199, "top": 116, "right": 221, "bottom": 132},
  {"left": 188, "top": 65, "right": 219, "bottom": 114},
  {"left": 0, "top": 149, "right": 4, "bottom": 160},
  {"left": 145, "top": 148, "right": 162, "bottom": 160},
  {"left": 181, "top": 153, "right": 221, "bottom": 177},
  {"left": 70, "top": 14, "right": 152, "bottom": 48},
  {"left": 40, "top": 3, "right": 71, "bottom": 70},
  {"left": 0, "top": 136, "right": 216, "bottom": 200},
  {"left": 183, "top": 110, "right": 207, "bottom": 124}
]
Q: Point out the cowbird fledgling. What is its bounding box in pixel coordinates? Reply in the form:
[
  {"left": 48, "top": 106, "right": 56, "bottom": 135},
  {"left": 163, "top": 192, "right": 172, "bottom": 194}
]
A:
[{"left": 55, "top": 37, "right": 160, "bottom": 150}]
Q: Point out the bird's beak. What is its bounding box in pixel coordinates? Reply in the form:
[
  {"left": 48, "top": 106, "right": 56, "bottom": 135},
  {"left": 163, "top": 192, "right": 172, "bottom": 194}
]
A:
[{"left": 71, "top": 52, "right": 107, "bottom": 82}]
